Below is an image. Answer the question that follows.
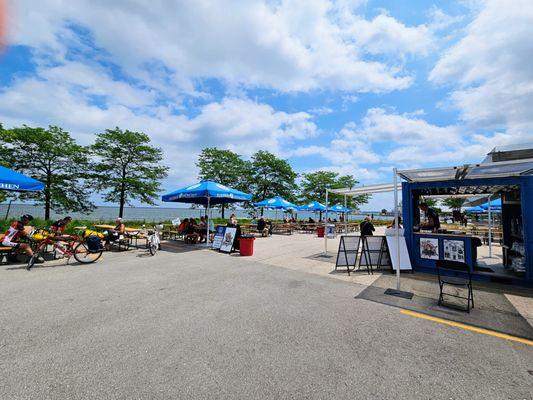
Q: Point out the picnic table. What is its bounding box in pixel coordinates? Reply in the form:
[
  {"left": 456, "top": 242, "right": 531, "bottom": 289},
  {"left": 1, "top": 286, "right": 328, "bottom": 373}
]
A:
[{"left": 93, "top": 224, "right": 147, "bottom": 249}]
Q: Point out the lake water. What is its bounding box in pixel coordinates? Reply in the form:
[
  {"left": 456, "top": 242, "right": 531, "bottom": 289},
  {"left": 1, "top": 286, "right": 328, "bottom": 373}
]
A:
[{"left": 0, "top": 203, "right": 391, "bottom": 222}]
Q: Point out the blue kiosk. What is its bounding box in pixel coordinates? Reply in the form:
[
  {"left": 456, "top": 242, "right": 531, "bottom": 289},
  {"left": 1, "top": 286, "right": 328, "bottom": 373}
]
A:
[{"left": 399, "top": 154, "right": 533, "bottom": 287}]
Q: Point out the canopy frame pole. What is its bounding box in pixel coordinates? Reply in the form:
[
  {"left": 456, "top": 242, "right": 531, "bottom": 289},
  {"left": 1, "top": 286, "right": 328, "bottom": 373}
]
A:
[
  {"left": 4, "top": 199, "right": 12, "bottom": 220},
  {"left": 394, "top": 168, "right": 401, "bottom": 291},
  {"left": 488, "top": 194, "right": 492, "bottom": 258},
  {"left": 324, "top": 189, "right": 329, "bottom": 255},
  {"left": 344, "top": 194, "right": 348, "bottom": 235},
  {"left": 206, "top": 196, "right": 211, "bottom": 246}
]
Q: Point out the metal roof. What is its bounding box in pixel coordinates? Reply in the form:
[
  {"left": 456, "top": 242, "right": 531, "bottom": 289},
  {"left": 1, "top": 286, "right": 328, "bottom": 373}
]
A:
[
  {"left": 329, "top": 182, "right": 402, "bottom": 196},
  {"left": 397, "top": 158, "right": 533, "bottom": 183}
]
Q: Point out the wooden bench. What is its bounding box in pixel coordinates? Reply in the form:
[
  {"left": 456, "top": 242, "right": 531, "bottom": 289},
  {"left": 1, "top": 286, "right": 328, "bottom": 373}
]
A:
[
  {"left": 0, "top": 246, "right": 15, "bottom": 264},
  {"left": 272, "top": 223, "right": 293, "bottom": 235}
]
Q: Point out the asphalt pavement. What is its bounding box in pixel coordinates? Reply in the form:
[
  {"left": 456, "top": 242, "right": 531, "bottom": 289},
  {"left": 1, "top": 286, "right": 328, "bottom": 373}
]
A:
[{"left": 1, "top": 244, "right": 532, "bottom": 399}]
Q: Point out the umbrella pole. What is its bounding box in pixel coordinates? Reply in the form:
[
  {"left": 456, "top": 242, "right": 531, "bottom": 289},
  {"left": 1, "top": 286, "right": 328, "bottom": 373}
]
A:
[
  {"left": 488, "top": 195, "right": 492, "bottom": 258},
  {"left": 206, "top": 197, "right": 210, "bottom": 247},
  {"left": 4, "top": 199, "right": 12, "bottom": 220},
  {"left": 324, "top": 189, "right": 329, "bottom": 255},
  {"left": 344, "top": 194, "right": 347, "bottom": 234}
]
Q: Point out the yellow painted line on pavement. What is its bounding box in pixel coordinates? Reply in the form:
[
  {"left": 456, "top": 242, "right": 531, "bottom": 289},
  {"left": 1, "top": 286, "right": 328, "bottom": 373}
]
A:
[{"left": 400, "top": 309, "right": 533, "bottom": 346}]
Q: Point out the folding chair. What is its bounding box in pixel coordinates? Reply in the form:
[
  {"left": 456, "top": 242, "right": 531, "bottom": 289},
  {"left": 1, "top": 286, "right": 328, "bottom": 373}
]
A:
[{"left": 435, "top": 260, "right": 474, "bottom": 313}]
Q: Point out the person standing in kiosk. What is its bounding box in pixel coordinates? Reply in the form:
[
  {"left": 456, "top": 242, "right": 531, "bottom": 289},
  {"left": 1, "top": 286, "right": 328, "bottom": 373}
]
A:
[{"left": 419, "top": 202, "right": 441, "bottom": 232}]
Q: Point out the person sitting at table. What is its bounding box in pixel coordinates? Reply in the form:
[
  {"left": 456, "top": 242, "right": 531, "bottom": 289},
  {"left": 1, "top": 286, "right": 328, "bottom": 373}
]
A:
[
  {"left": 360, "top": 216, "right": 375, "bottom": 236},
  {"left": 257, "top": 217, "right": 269, "bottom": 237},
  {"left": 308, "top": 217, "right": 315, "bottom": 223},
  {"left": 178, "top": 218, "right": 189, "bottom": 235},
  {"left": 419, "top": 202, "right": 441, "bottom": 232},
  {"left": 105, "top": 217, "right": 126, "bottom": 250},
  {"left": 197, "top": 216, "right": 207, "bottom": 243},
  {"left": 185, "top": 218, "right": 200, "bottom": 244},
  {"left": 1, "top": 214, "right": 42, "bottom": 263}
]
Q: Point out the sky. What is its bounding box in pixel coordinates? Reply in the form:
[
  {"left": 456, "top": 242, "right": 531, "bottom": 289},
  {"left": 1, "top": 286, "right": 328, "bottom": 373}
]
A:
[{"left": 0, "top": 0, "right": 532, "bottom": 211}]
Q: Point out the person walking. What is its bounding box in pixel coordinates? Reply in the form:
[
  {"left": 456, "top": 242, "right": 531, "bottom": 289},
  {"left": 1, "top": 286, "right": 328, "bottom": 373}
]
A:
[{"left": 360, "top": 216, "right": 375, "bottom": 236}]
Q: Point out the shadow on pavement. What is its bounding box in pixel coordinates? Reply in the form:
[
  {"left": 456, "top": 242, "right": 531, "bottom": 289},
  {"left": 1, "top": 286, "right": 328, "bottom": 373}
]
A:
[{"left": 355, "top": 283, "right": 533, "bottom": 340}]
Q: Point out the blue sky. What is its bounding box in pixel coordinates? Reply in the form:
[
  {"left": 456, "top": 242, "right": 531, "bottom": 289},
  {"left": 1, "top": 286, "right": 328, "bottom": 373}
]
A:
[{"left": 1, "top": 0, "right": 532, "bottom": 210}]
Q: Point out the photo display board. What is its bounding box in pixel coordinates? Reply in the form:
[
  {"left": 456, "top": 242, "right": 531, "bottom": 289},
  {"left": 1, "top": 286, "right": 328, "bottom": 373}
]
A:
[
  {"left": 335, "top": 236, "right": 361, "bottom": 274},
  {"left": 419, "top": 237, "right": 439, "bottom": 260},
  {"left": 443, "top": 239, "right": 465, "bottom": 262},
  {"left": 219, "top": 227, "right": 237, "bottom": 253},
  {"left": 212, "top": 226, "right": 226, "bottom": 250}
]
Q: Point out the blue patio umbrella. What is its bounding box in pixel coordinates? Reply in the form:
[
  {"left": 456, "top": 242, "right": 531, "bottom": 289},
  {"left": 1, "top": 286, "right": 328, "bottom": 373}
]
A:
[
  {"left": 0, "top": 166, "right": 44, "bottom": 192},
  {"left": 254, "top": 196, "right": 297, "bottom": 210},
  {"left": 1, "top": 166, "right": 44, "bottom": 219},
  {"left": 297, "top": 201, "right": 326, "bottom": 212},
  {"left": 327, "top": 203, "right": 352, "bottom": 213},
  {"left": 480, "top": 198, "right": 502, "bottom": 210},
  {"left": 162, "top": 180, "right": 252, "bottom": 245},
  {"left": 464, "top": 206, "right": 485, "bottom": 214}
]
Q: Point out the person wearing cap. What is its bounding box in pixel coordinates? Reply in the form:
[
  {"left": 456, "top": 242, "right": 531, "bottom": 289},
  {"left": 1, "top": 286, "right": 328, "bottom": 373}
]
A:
[{"left": 1, "top": 215, "right": 42, "bottom": 262}]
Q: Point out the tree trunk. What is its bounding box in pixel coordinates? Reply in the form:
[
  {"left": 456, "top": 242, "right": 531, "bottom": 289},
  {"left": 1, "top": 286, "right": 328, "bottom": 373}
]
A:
[
  {"left": 119, "top": 168, "right": 126, "bottom": 218},
  {"left": 221, "top": 203, "right": 225, "bottom": 219},
  {"left": 119, "top": 189, "right": 125, "bottom": 218},
  {"left": 44, "top": 173, "right": 51, "bottom": 220}
]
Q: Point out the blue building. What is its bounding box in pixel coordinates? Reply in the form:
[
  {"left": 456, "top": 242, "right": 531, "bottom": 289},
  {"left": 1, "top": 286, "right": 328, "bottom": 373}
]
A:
[{"left": 399, "top": 145, "right": 533, "bottom": 286}]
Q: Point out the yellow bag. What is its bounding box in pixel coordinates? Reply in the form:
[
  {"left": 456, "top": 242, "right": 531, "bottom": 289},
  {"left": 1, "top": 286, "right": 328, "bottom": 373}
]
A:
[
  {"left": 83, "top": 229, "right": 104, "bottom": 239},
  {"left": 32, "top": 229, "right": 51, "bottom": 241}
]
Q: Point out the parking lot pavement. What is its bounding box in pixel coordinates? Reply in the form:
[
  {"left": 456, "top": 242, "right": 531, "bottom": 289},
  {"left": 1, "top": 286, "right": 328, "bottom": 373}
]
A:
[{"left": 1, "top": 245, "right": 532, "bottom": 399}]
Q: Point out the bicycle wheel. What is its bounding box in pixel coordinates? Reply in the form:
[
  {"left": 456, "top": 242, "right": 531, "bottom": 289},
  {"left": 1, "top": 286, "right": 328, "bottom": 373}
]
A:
[
  {"left": 27, "top": 253, "right": 39, "bottom": 270},
  {"left": 73, "top": 242, "right": 103, "bottom": 264},
  {"left": 149, "top": 240, "right": 158, "bottom": 256}
]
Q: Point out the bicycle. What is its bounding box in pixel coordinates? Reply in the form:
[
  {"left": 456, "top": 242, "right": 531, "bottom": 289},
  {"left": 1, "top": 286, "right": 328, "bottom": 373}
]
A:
[
  {"left": 27, "top": 227, "right": 104, "bottom": 269},
  {"left": 145, "top": 225, "right": 162, "bottom": 256}
]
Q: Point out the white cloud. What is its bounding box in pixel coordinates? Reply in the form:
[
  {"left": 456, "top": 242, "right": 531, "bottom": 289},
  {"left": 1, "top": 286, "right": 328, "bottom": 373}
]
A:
[
  {"left": 7, "top": 0, "right": 433, "bottom": 93},
  {"left": 430, "top": 0, "right": 533, "bottom": 143}
]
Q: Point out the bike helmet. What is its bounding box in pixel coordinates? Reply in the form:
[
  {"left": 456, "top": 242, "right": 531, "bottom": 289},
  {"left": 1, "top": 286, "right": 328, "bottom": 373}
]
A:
[{"left": 21, "top": 214, "right": 34, "bottom": 221}]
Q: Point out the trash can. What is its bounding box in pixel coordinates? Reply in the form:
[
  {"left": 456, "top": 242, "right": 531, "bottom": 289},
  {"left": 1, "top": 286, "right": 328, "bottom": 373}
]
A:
[
  {"left": 316, "top": 226, "right": 325, "bottom": 237},
  {"left": 239, "top": 236, "right": 255, "bottom": 256}
]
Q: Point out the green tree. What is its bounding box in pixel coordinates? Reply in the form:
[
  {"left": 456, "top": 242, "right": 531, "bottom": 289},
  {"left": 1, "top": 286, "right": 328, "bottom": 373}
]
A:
[
  {"left": 91, "top": 127, "right": 168, "bottom": 218},
  {"left": 298, "top": 171, "right": 368, "bottom": 217},
  {"left": 441, "top": 197, "right": 466, "bottom": 211},
  {"left": 247, "top": 150, "right": 297, "bottom": 203},
  {"left": 196, "top": 147, "right": 248, "bottom": 218},
  {"left": 1, "top": 125, "right": 94, "bottom": 220}
]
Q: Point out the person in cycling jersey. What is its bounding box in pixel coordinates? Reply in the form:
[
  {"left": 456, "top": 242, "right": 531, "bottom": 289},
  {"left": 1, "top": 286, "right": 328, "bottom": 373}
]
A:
[
  {"left": 50, "top": 216, "right": 73, "bottom": 237},
  {"left": 1, "top": 214, "right": 42, "bottom": 262}
]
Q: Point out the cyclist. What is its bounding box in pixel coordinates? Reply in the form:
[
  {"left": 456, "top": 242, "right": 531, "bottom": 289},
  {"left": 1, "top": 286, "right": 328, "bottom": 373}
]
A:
[
  {"left": 1, "top": 214, "right": 43, "bottom": 263},
  {"left": 50, "top": 216, "right": 72, "bottom": 235},
  {"left": 49, "top": 216, "right": 74, "bottom": 255}
]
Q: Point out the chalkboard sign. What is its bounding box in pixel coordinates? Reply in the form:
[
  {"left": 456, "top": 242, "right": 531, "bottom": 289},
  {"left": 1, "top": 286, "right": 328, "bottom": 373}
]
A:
[
  {"left": 212, "top": 226, "right": 226, "bottom": 250},
  {"left": 335, "top": 235, "right": 361, "bottom": 275},
  {"left": 219, "top": 227, "right": 237, "bottom": 253}
]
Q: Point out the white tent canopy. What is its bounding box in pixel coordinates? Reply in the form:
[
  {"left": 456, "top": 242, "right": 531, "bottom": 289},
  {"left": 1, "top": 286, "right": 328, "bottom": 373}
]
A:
[
  {"left": 329, "top": 183, "right": 402, "bottom": 196},
  {"left": 325, "top": 174, "right": 404, "bottom": 292}
]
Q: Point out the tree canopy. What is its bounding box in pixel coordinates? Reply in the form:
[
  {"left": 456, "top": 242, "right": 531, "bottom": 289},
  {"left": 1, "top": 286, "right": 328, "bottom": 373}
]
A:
[
  {"left": 1, "top": 125, "right": 93, "bottom": 219},
  {"left": 246, "top": 150, "right": 297, "bottom": 202},
  {"left": 299, "top": 171, "right": 369, "bottom": 209},
  {"left": 91, "top": 127, "right": 168, "bottom": 218}
]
